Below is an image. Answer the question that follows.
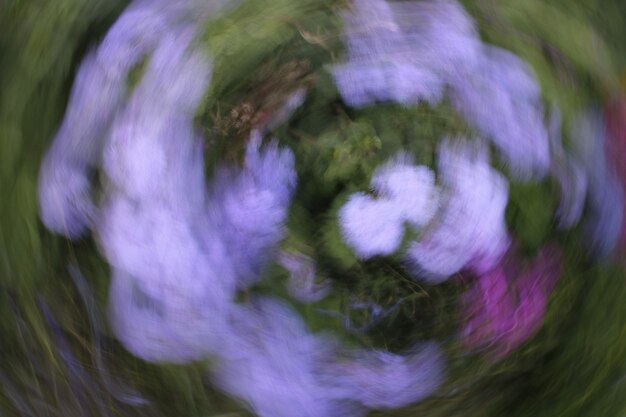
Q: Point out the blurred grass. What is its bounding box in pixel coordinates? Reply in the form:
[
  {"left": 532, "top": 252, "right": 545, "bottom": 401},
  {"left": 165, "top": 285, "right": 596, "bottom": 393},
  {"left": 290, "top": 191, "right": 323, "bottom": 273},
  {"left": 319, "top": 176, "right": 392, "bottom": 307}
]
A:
[{"left": 1, "top": 0, "right": 626, "bottom": 416}]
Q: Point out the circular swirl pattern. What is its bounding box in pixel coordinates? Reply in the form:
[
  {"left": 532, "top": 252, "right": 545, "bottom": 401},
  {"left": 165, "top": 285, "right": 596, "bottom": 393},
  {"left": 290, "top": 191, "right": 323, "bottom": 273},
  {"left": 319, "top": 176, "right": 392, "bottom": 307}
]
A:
[{"left": 2, "top": 0, "right": 626, "bottom": 416}]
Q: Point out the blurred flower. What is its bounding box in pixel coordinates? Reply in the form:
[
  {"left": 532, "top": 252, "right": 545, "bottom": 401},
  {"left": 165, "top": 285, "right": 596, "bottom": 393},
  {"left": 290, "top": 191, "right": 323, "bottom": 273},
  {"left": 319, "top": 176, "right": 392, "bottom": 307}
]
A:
[
  {"left": 339, "top": 193, "right": 406, "bottom": 258},
  {"left": 37, "top": 0, "right": 207, "bottom": 239},
  {"left": 569, "top": 108, "right": 625, "bottom": 259},
  {"left": 278, "top": 250, "right": 330, "bottom": 303},
  {"left": 407, "top": 138, "right": 510, "bottom": 283},
  {"left": 99, "top": 28, "right": 235, "bottom": 363},
  {"left": 339, "top": 154, "right": 439, "bottom": 259},
  {"left": 331, "top": 342, "right": 445, "bottom": 410},
  {"left": 39, "top": 4, "right": 447, "bottom": 416},
  {"left": 460, "top": 244, "right": 563, "bottom": 361},
  {"left": 450, "top": 46, "right": 550, "bottom": 179},
  {"left": 38, "top": 51, "right": 124, "bottom": 238},
  {"left": 213, "top": 298, "right": 445, "bottom": 417},
  {"left": 210, "top": 130, "right": 297, "bottom": 287},
  {"left": 333, "top": 0, "right": 550, "bottom": 178},
  {"left": 371, "top": 153, "right": 440, "bottom": 228}
]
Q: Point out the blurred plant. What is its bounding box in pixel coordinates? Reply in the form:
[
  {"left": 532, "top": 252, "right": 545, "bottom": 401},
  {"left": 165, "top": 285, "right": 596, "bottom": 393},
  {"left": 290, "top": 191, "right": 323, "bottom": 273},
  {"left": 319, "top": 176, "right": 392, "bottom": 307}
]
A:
[{"left": 2, "top": 0, "right": 626, "bottom": 416}]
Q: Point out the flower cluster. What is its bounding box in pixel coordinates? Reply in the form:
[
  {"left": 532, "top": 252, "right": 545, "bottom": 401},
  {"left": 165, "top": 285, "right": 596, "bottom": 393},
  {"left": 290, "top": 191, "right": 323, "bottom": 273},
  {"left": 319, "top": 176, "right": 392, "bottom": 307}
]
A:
[
  {"left": 333, "top": 0, "right": 550, "bottom": 179},
  {"left": 38, "top": 1, "right": 447, "bottom": 416},
  {"left": 339, "top": 153, "right": 439, "bottom": 258},
  {"left": 339, "top": 139, "right": 510, "bottom": 283}
]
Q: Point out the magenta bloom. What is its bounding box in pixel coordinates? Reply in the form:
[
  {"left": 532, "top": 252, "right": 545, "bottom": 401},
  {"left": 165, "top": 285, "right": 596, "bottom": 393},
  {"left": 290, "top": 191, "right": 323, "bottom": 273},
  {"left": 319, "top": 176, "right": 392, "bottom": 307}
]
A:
[{"left": 460, "top": 244, "right": 563, "bottom": 361}]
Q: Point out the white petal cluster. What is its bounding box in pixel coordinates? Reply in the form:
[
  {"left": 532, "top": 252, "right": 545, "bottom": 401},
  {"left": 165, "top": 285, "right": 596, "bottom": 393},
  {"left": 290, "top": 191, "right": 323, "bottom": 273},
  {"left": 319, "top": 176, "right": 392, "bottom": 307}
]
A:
[
  {"left": 339, "top": 155, "right": 440, "bottom": 258},
  {"left": 372, "top": 155, "right": 440, "bottom": 227}
]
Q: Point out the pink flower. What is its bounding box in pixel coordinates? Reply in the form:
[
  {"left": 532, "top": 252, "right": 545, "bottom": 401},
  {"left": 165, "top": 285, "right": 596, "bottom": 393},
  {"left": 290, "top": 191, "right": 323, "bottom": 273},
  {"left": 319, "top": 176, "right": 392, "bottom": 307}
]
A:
[{"left": 460, "top": 244, "right": 563, "bottom": 361}]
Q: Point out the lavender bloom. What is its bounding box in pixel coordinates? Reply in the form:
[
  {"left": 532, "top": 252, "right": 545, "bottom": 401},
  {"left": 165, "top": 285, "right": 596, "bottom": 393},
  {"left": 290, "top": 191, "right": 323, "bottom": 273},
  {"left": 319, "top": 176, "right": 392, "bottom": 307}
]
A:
[
  {"left": 407, "top": 139, "right": 510, "bottom": 282},
  {"left": 38, "top": 51, "right": 125, "bottom": 238},
  {"left": 332, "top": 62, "right": 444, "bottom": 108},
  {"left": 108, "top": 268, "right": 230, "bottom": 363},
  {"left": 331, "top": 0, "right": 447, "bottom": 107},
  {"left": 389, "top": 0, "right": 483, "bottom": 76},
  {"left": 37, "top": 0, "right": 239, "bottom": 363},
  {"left": 339, "top": 155, "right": 439, "bottom": 259},
  {"left": 101, "top": 182, "right": 240, "bottom": 362},
  {"left": 214, "top": 298, "right": 445, "bottom": 417},
  {"left": 96, "top": 0, "right": 236, "bottom": 81},
  {"left": 37, "top": 158, "right": 97, "bottom": 239},
  {"left": 40, "top": 1, "right": 447, "bottom": 413},
  {"left": 98, "top": 28, "right": 212, "bottom": 265},
  {"left": 210, "top": 130, "right": 298, "bottom": 287},
  {"left": 569, "top": 109, "right": 625, "bottom": 258},
  {"left": 333, "top": 0, "right": 551, "bottom": 179},
  {"left": 95, "top": 0, "right": 169, "bottom": 81},
  {"left": 604, "top": 98, "right": 626, "bottom": 249},
  {"left": 99, "top": 30, "right": 240, "bottom": 362},
  {"left": 450, "top": 46, "right": 551, "bottom": 179},
  {"left": 214, "top": 300, "right": 362, "bottom": 417},
  {"left": 104, "top": 132, "right": 298, "bottom": 361},
  {"left": 338, "top": 344, "right": 445, "bottom": 409},
  {"left": 37, "top": 0, "right": 196, "bottom": 239},
  {"left": 98, "top": 24, "right": 299, "bottom": 362}
]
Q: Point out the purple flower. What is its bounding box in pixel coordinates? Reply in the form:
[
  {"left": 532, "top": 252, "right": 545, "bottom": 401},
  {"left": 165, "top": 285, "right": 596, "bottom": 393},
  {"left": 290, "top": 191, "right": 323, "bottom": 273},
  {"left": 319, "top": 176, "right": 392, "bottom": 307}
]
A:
[
  {"left": 38, "top": 51, "right": 125, "bottom": 238},
  {"left": 333, "top": 0, "right": 551, "bottom": 179},
  {"left": 569, "top": 108, "right": 625, "bottom": 258},
  {"left": 213, "top": 298, "right": 445, "bottom": 417},
  {"left": 449, "top": 46, "right": 550, "bottom": 178},
  {"left": 40, "top": 3, "right": 448, "bottom": 415},
  {"left": 208, "top": 131, "right": 297, "bottom": 287},
  {"left": 407, "top": 139, "right": 510, "bottom": 282},
  {"left": 460, "top": 244, "right": 563, "bottom": 361}
]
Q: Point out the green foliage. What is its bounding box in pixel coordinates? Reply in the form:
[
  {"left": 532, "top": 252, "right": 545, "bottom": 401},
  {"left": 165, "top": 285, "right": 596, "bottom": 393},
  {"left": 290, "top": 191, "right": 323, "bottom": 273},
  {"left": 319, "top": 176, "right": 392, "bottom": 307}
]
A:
[{"left": 506, "top": 180, "right": 557, "bottom": 256}]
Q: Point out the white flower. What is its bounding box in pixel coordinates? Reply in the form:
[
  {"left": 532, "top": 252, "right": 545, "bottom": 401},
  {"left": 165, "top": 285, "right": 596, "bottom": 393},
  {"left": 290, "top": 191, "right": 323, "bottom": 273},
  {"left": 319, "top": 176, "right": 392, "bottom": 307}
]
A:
[
  {"left": 339, "top": 193, "right": 405, "bottom": 258},
  {"left": 339, "top": 154, "right": 440, "bottom": 259},
  {"left": 371, "top": 153, "right": 440, "bottom": 228}
]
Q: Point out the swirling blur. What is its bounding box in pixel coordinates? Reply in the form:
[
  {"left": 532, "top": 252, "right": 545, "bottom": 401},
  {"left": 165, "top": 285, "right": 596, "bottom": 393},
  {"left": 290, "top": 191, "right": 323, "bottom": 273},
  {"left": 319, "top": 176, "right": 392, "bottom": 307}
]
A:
[{"left": 1, "top": 0, "right": 626, "bottom": 416}]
